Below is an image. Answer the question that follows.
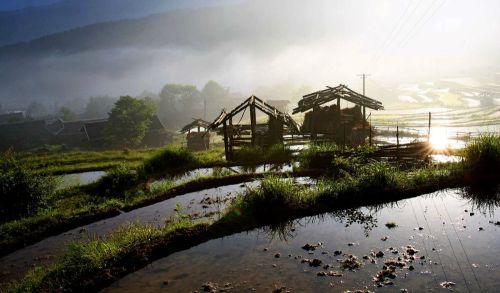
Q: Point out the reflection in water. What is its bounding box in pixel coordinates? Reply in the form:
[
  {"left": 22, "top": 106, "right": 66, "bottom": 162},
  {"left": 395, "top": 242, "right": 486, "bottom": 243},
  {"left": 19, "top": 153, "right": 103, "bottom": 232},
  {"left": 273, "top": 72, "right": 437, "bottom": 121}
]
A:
[{"left": 103, "top": 186, "right": 500, "bottom": 293}]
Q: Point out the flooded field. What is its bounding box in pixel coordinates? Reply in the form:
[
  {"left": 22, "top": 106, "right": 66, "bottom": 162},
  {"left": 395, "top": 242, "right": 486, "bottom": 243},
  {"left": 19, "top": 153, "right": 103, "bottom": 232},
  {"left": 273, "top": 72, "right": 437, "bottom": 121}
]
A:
[
  {"left": 103, "top": 186, "right": 500, "bottom": 293},
  {"left": 57, "top": 171, "right": 106, "bottom": 189}
]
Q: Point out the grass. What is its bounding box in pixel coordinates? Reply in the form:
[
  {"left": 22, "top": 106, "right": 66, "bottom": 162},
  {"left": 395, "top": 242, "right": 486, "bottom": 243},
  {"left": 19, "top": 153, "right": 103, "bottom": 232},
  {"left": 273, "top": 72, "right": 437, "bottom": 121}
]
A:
[
  {"left": 15, "top": 148, "right": 160, "bottom": 175},
  {"left": 230, "top": 144, "right": 292, "bottom": 165},
  {"left": 460, "top": 135, "right": 500, "bottom": 171},
  {"left": 298, "top": 142, "right": 376, "bottom": 169}
]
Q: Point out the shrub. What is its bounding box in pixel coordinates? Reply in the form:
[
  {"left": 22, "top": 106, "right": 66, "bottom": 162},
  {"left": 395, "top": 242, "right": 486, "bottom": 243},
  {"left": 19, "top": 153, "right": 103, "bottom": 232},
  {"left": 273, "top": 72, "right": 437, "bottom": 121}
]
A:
[
  {"left": 142, "top": 146, "right": 195, "bottom": 175},
  {"left": 462, "top": 135, "right": 500, "bottom": 172},
  {"left": 94, "top": 164, "right": 139, "bottom": 198},
  {"left": 0, "top": 152, "right": 56, "bottom": 222}
]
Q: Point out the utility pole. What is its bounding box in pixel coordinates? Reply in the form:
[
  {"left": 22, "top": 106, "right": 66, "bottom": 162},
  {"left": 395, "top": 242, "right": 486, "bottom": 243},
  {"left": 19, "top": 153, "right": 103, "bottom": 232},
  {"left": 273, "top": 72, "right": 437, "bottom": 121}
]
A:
[{"left": 357, "top": 73, "right": 371, "bottom": 136}]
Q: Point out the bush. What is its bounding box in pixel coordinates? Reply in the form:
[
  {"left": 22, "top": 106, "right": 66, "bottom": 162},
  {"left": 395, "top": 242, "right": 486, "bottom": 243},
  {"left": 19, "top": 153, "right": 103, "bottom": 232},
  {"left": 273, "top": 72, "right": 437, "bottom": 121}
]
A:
[
  {"left": 94, "top": 164, "right": 139, "bottom": 198},
  {"left": 142, "top": 146, "right": 195, "bottom": 175},
  {"left": 462, "top": 135, "right": 500, "bottom": 172},
  {"left": 0, "top": 153, "right": 56, "bottom": 222}
]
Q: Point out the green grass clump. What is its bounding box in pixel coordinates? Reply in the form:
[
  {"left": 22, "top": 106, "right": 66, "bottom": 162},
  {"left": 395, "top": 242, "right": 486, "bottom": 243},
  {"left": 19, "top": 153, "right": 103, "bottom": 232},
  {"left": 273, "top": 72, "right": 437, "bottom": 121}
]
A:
[
  {"left": 142, "top": 145, "right": 196, "bottom": 175},
  {"left": 94, "top": 164, "right": 139, "bottom": 198},
  {"left": 0, "top": 152, "right": 57, "bottom": 223},
  {"left": 462, "top": 135, "right": 500, "bottom": 171},
  {"left": 231, "top": 144, "right": 292, "bottom": 164}
]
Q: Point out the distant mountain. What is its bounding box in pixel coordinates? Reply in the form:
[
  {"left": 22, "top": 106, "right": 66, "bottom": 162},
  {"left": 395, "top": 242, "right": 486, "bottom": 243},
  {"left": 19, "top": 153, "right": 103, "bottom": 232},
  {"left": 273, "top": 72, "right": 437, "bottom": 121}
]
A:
[
  {"left": 0, "top": 0, "right": 62, "bottom": 12},
  {"left": 0, "top": 0, "right": 236, "bottom": 46}
]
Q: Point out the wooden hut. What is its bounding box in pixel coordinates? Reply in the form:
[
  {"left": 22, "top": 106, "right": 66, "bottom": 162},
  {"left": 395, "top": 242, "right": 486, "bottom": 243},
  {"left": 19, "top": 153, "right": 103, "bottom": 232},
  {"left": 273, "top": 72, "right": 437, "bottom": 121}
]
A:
[
  {"left": 181, "top": 119, "right": 211, "bottom": 151},
  {"left": 207, "top": 95, "right": 299, "bottom": 160},
  {"left": 293, "top": 84, "right": 384, "bottom": 145}
]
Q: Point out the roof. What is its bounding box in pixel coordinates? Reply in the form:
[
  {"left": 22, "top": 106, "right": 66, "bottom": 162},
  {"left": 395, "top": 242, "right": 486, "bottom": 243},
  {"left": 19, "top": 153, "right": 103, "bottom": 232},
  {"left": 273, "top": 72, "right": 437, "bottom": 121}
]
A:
[
  {"left": 0, "top": 119, "right": 51, "bottom": 140},
  {"left": 0, "top": 112, "right": 24, "bottom": 124},
  {"left": 149, "top": 115, "right": 166, "bottom": 131},
  {"left": 180, "top": 119, "right": 211, "bottom": 133},
  {"left": 83, "top": 119, "right": 108, "bottom": 140},
  {"left": 57, "top": 121, "right": 86, "bottom": 136},
  {"left": 207, "top": 95, "right": 300, "bottom": 133},
  {"left": 293, "top": 84, "right": 384, "bottom": 114}
]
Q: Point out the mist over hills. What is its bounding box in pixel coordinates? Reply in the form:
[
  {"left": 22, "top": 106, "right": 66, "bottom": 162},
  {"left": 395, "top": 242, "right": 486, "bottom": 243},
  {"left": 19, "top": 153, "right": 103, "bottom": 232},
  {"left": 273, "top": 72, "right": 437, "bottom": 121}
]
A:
[
  {"left": 0, "top": 0, "right": 235, "bottom": 46},
  {"left": 0, "top": 0, "right": 499, "bottom": 112}
]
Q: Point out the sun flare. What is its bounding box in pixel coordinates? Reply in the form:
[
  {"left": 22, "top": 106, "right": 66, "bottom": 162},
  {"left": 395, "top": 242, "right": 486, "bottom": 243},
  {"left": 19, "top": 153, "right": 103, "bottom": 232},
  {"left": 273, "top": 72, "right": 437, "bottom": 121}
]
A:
[{"left": 429, "top": 127, "right": 449, "bottom": 150}]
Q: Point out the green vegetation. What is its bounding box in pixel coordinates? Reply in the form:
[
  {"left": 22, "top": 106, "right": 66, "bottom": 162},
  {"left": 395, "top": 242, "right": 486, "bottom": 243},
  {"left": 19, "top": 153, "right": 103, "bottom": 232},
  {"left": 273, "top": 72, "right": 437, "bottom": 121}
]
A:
[
  {"left": 16, "top": 148, "right": 159, "bottom": 175},
  {"left": 94, "top": 164, "right": 139, "bottom": 198},
  {"left": 142, "top": 145, "right": 197, "bottom": 175},
  {"left": 105, "top": 96, "right": 156, "bottom": 148},
  {"left": 461, "top": 135, "right": 500, "bottom": 171},
  {"left": 231, "top": 144, "right": 292, "bottom": 164},
  {"left": 0, "top": 152, "right": 57, "bottom": 223},
  {"left": 298, "top": 142, "right": 375, "bottom": 169}
]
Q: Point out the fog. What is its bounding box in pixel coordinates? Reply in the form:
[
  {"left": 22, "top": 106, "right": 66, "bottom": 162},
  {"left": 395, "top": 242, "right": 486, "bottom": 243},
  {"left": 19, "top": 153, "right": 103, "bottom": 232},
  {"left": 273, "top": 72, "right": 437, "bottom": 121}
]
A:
[{"left": 0, "top": 0, "right": 499, "bottom": 111}]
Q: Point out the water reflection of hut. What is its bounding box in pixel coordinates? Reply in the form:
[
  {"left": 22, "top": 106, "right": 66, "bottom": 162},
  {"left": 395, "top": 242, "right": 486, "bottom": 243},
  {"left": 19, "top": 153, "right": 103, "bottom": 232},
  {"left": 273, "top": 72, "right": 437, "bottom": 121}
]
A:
[
  {"left": 207, "top": 95, "right": 300, "bottom": 160},
  {"left": 181, "top": 119, "right": 211, "bottom": 151},
  {"left": 293, "top": 84, "right": 384, "bottom": 145}
]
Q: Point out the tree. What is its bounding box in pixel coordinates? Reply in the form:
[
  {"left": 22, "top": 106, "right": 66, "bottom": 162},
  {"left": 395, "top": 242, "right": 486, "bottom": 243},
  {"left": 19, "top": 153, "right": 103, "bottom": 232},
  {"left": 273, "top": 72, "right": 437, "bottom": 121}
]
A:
[
  {"left": 201, "top": 80, "right": 230, "bottom": 119},
  {"left": 59, "top": 106, "right": 77, "bottom": 121},
  {"left": 158, "top": 84, "right": 202, "bottom": 127},
  {"left": 84, "top": 96, "right": 116, "bottom": 119},
  {"left": 26, "top": 101, "right": 47, "bottom": 118},
  {"left": 105, "top": 96, "right": 156, "bottom": 147}
]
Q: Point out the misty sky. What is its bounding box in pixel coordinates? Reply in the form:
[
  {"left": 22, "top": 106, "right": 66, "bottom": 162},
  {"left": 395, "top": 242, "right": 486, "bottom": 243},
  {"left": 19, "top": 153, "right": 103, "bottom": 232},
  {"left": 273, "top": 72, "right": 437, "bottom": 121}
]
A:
[{"left": 1, "top": 0, "right": 500, "bottom": 110}]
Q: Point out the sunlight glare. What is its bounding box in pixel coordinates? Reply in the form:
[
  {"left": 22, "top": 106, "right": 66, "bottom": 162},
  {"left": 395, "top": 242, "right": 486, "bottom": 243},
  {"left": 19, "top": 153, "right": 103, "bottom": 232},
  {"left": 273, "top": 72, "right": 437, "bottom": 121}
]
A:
[{"left": 429, "top": 127, "right": 449, "bottom": 150}]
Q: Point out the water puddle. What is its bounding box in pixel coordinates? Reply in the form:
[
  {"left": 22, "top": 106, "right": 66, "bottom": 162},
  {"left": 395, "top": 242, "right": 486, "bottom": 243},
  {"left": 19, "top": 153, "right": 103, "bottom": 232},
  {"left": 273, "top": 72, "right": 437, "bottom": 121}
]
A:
[
  {"left": 57, "top": 171, "right": 106, "bottom": 189},
  {"left": 103, "top": 186, "right": 500, "bottom": 293}
]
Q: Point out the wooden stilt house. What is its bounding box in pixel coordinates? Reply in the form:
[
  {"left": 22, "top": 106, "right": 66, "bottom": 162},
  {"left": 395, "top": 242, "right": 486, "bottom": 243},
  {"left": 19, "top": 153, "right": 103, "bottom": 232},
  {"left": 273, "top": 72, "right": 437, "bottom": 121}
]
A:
[
  {"left": 293, "top": 84, "right": 384, "bottom": 145},
  {"left": 206, "top": 95, "right": 300, "bottom": 160},
  {"left": 180, "top": 118, "right": 211, "bottom": 151}
]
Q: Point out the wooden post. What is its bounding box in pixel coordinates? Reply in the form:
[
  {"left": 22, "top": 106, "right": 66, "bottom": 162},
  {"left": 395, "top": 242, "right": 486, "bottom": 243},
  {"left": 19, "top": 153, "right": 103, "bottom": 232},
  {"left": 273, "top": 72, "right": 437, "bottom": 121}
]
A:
[
  {"left": 228, "top": 116, "right": 233, "bottom": 156},
  {"left": 337, "top": 97, "right": 341, "bottom": 112},
  {"left": 428, "top": 112, "right": 431, "bottom": 142},
  {"left": 223, "top": 120, "right": 229, "bottom": 160},
  {"left": 396, "top": 125, "right": 400, "bottom": 160},
  {"left": 369, "top": 115, "right": 372, "bottom": 146},
  {"left": 250, "top": 97, "right": 257, "bottom": 147},
  {"left": 343, "top": 123, "right": 346, "bottom": 149}
]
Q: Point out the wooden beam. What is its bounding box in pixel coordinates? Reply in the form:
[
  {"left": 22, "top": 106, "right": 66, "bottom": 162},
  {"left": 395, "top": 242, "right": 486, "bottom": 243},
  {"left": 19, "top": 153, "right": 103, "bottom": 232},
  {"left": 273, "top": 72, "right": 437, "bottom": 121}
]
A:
[
  {"left": 223, "top": 120, "right": 229, "bottom": 160},
  {"left": 250, "top": 97, "right": 257, "bottom": 146}
]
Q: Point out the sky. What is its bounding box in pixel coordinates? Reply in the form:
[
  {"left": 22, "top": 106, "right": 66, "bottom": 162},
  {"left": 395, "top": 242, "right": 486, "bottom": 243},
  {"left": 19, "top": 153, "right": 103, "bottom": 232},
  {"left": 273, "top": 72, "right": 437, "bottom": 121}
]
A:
[{"left": 0, "top": 0, "right": 500, "bottom": 110}]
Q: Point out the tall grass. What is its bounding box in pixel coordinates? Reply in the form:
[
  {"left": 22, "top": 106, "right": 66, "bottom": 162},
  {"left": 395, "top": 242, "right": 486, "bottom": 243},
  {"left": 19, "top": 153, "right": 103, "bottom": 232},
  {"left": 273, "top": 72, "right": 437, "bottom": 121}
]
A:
[
  {"left": 462, "top": 135, "right": 500, "bottom": 171},
  {"left": 141, "top": 145, "right": 196, "bottom": 175},
  {"left": 231, "top": 144, "right": 292, "bottom": 164}
]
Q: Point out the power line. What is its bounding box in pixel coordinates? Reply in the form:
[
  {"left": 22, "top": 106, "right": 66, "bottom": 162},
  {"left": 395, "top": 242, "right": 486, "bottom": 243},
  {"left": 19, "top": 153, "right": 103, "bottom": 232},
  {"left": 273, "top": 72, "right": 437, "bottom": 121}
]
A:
[{"left": 400, "top": 0, "right": 448, "bottom": 47}]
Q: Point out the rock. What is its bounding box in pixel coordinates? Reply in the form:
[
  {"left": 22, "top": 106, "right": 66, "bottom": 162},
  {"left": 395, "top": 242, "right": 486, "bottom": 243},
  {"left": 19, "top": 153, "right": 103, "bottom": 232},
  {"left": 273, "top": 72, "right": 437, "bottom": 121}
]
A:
[
  {"left": 479, "top": 227, "right": 484, "bottom": 231},
  {"left": 263, "top": 248, "right": 269, "bottom": 251},
  {"left": 334, "top": 250, "right": 343, "bottom": 256},
  {"left": 317, "top": 271, "right": 328, "bottom": 276},
  {"left": 363, "top": 255, "right": 369, "bottom": 260},
  {"left": 272, "top": 286, "right": 287, "bottom": 293},
  {"left": 375, "top": 251, "right": 384, "bottom": 258},
  {"left": 381, "top": 236, "right": 388, "bottom": 241},
  {"left": 202, "top": 282, "right": 217, "bottom": 292},
  {"left": 440, "top": 281, "right": 456, "bottom": 289},
  {"left": 302, "top": 243, "right": 319, "bottom": 251},
  {"left": 162, "top": 280, "right": 169, "bottom": 286},
  {"left": 418, "top": 227, "right": 424, "bottom": 231},
  {"left": 348, "top": 243, "right": 354, "bottom": 246},
  {"left": 310, "top": 258, "right": 322, "bottom": 267},
  {"left": 406, "top": 245, "right": 419, "bottom": 255},
  {"left": 408, "top": 265, "right": 415, "bottom": 271},
  {"left": 470, "top": 212, "right": 475, "bottom": 216},
  {"left": 339, "top": 254, "right": 362, "bottom": 270},
  {"left": 420, "top": 255, "right": 425, "bottom": 260},
  {"left": 274, "top": 253, "right": 281, "bottom": 258}
]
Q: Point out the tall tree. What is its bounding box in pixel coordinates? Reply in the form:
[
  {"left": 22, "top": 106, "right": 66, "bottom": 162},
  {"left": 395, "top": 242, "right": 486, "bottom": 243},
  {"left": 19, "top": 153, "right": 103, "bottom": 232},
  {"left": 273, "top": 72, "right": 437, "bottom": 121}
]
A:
[
  {"left": 26, "top": 101, "right": 47, "bottom": 118},
  {"left": 158, "top": 84, "right": 202, "bottom": 127},
  {"left": 59, "top": 106, "right": 77, "bottom": 121},
  {"left": 105, "top": 96, "right": 156, "bottom": 147},
  {"left": 201, "top": 80, "right": 230, "bottom": 119},
  {"left": 84, "top": 96, "right": 116, "bottom": 119}
]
